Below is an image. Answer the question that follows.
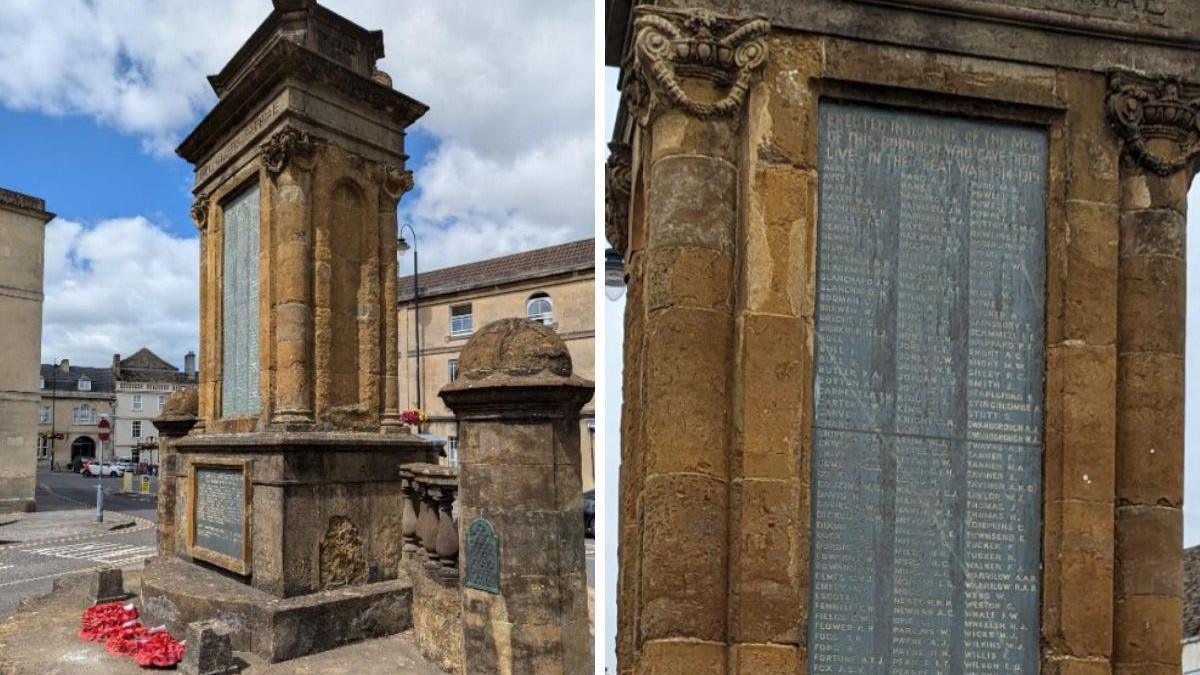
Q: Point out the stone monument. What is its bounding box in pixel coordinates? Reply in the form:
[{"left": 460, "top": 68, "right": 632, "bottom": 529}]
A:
[
  {"left": 141, "top": 0, "right": 437, "bottom": 661},
  {"left": 607, "top": 1, "right": 1200, "bottom": 673}
]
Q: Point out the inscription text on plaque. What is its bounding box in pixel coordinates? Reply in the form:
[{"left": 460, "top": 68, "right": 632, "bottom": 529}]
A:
[
  {"left": 809, "top": 103, "right": 1047, "bottom": 673},
  {"left": 221, "top": 183, "right": 261, "bottom": 417},
  {"left": 191, "top": 463, "right": 249, "bottom": 574}
]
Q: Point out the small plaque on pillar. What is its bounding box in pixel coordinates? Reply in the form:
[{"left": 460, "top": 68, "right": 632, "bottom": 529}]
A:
[
  {"left": 465, "top": 517, "right": 500, "bottom": 594},
  {"left": 189, "top": 461, "right": 251, "bottom": 575}
]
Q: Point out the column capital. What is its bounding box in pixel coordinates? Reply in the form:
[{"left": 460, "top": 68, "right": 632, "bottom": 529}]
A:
[
  {"left": 605, "top": 142, "right": 631, "bottom": 255},
  {"left": 190, "top": 193, "right": 210, "bottom": 230},
  {"left": 624, "top": 6, "right": 769, "bottom": 126},
  {"left": 1107, "top": 71, "right": 1200, "bottom": 178},
  {"left": 380, "top": 164, "right": 415, "bottom": 202},
  {"left": 260, "top": 127, "right": 319, "bottom": 176}
]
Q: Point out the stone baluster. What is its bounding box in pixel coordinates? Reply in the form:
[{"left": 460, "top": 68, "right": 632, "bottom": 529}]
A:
[
  {"left": 417, "top": 476, "right": 440, "bottom": 561},
  {"left": 434, "top": 479, "right": 459, "bottom": 574},
  {"left": 398, "top": 467, "right": 421, "bottom": 560}
]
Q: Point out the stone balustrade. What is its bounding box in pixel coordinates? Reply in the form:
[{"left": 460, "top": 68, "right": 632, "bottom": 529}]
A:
[{"left": 399, "top": 463, "right": 459, "bottom": 581}]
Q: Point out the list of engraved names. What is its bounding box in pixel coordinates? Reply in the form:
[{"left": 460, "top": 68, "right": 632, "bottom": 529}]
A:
[
  {"left": 194, "top": 466, "right": 246, "bottom": 563},
  {"left": 809, "top": 103, "right": 1046, "bottom": 674}
]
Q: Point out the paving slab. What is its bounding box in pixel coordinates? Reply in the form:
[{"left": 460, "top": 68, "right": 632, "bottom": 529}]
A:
[
  {"left": 0, "top": 570, "right": 448, "bottom": 674},
  {"left": 0, "top": 510, "right": 145, "bottom": 546}
]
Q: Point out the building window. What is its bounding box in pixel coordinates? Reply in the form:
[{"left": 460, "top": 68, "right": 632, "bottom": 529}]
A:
[
  {"left": 526, "top": 293, "right": 553, "bottom": 326},
  {"left": 37, "top": 435, "right": 48, "bottom": 458},
  {"left": 131, "top": 420, "right": 141, "bottom": 438},
  {"left": 74, "top": 405, "right": 94, "bottom": 425},
  {"left": 450, "top": 304, "right": 473, "bottom": 337},
  {"left": 449, "top": 359, "right": 459, "bottom": 383},
  {"left": 158, "top": 394, "right": 167, "bottom": 410},
  {"left": 39, "top": 406, "right": 50, "bottom": 424},
  {"left": 39, "top": 376, "right": 44, "bottom": 389},
  {"left": 132, "top": 394, "right": 143, "bottom": 411},
  {"left": 78, "top": 376, "right": 91, "bottom": 391},
  {"left": 447, "top": 435, "right": 459, "bottom": 467}
]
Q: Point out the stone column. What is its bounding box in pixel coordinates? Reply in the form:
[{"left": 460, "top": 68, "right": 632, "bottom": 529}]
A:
[
  {"left": 440, "top": 318, "right": 594, "bottom": 675},
  {"left": 190, "top": 195, "right": 211, "bottom": 433},
  {"left": 1108, "top": 73, "right": 1200, "bottom": 675},
  {"left": 380, "top": 166, "right": 413, "bottom": 430},
  {"left": 617, "top": 7, "right": 768, "bottom": 673},
  {"left": 264, "top": 128, "right": 317, "bottom": 426},
  {"left": 152, "top": 387, "right": 198, "bottom": 556}
]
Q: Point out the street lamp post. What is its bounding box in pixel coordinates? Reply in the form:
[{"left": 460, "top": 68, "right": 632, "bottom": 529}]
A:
[
  {"left": 605, "top": 248, "right": 626, "bottom": 301},
  {"left": 398, "top": 224, "right": 421, "bottom": 411}
]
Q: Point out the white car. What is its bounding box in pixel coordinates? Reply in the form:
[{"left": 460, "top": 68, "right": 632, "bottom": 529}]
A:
[{"left": 84, "top": 463, "right": 124, "bottom": 477}]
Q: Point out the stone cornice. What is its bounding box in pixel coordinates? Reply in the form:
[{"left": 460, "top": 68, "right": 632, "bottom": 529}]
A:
[
  {"left": 605, "top": 142, "right": 631, "bottom": 255},
  {"left": 1107, "top": 71, "right": 1200, "bottom": 177},
  {"left": 0, "top": 187, "right": 54, "bottom": 222},
  {"left": 624, "top": 7, "right": 769, "bottom": 125}
]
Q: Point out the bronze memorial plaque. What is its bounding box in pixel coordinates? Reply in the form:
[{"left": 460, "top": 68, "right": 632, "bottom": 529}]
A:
[
  {"left": 191, "top": 463, "right": 250, "bottom": 574},
  {"left": 810, "top": 102, "right": 1046, "bottom": 673}
]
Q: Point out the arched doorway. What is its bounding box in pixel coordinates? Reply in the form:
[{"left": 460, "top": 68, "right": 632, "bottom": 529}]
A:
[{"left": 70, "top": 436, "right": 95, "bottom": 470}]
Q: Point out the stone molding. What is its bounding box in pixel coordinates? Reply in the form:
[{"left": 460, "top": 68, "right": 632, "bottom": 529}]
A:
[
  {"left": 1107, "top": 71, "right": 1200, "bottom": 177},
  {"left": 260, "top": 127, "right": 319, "bottom": 176},
  {"left": 605, "top": 142, "right": 631, "bottom": 254},
  {"left": 190, "top": 193, "right": 210, "bottom": 230},
  {"left": 624, "top": 7, "right": 769, "bottom": 125}
]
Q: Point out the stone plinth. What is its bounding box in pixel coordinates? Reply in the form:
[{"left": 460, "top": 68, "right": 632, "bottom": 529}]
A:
[{"left": 440, "top": 319, "right": 594, "bottom": 675}]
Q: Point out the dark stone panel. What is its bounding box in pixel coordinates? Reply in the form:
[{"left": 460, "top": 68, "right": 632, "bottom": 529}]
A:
[{"left": 809, "top": 102, "right": 1047, "bottom": 674}]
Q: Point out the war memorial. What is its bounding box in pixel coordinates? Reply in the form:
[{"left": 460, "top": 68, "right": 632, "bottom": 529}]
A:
[
  {"left": 106, "top": 0, "right": 593, "bottom": 672},
  {"left": 606, "top": 0, "right": 1200, "bottom": 673}
]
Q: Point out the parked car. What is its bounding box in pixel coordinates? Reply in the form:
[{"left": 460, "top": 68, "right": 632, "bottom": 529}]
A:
[
  {"left": 582, "top": 489, "right": 595, "bottom": 539},
  {"left": 113, "top": 460, "right": 136, "bottom": 474},
  {"left": 84, "top": 463, "right": 125, "bottom": 477},
  {"left": 77, "top": 459, "right": 95, "bottom": 476}
]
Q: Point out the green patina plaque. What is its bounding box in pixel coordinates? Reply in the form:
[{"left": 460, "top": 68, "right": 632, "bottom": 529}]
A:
[{"left": 465, "top": 517, "right": 500, "bottom": 594}]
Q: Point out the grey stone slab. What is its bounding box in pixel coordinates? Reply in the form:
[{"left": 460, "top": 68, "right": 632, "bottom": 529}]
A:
[{"left": 809, "top": 102, "right": 1047, "bottom": 674}]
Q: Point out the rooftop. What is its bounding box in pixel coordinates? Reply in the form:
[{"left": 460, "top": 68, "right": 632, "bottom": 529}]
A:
[{"left": 399, "top": 238, "right": 593, "bottom": 302}]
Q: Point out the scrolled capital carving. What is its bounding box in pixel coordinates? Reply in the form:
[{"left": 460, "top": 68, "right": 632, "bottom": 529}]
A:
[
  {"left": 605, "top": 143, "right": 631, "bottom": 254},
  {"left": 381, "top": 165, "right": 415, "bottom": 201},
  {"left": 260, "top": 128, "right": 318, "bottom": 176},
  {"left": 626, "top": 7, "right": 769, "bottom": 125},
  {"left": 190, "top": 193, "right": 210, "bottom": 230},
  {"left": 1107, "top": 72, "right": 1200, "bottom": 177}
]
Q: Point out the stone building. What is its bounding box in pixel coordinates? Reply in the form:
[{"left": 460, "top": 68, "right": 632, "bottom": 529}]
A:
[
  {"left": 1185, "top": 545, "right": 1200, "bottom": 674},
  {"left": 607, "top": 1, "right": 1200, "bottom": 673},
  {"left": 0, "top": 188, "right": 52, "bottom": 511},
  {"left": 398, "top": 238, "right": 596, "bottom": 488},
  {"left": 37, "top": 360, "right": 115, "bottom": 472},
  {"left": 110, "top": 348, "right": 196, "bottom": 467}
]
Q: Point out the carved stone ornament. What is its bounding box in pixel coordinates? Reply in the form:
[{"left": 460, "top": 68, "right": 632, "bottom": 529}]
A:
[
  {"left": 1107, "top": 72, "right": 1200, "bottom": 177},
  {"left": 381, "top": 165, "right": 415, "bottom": 201},
  {"left": 605, "top": 143, "right": 631, "bottom": 254},
  {"left": 259, "top": 127, "right": 318, "bottom": 175},
  {"left": 190, "top": 193, "right": 210, "bottom": 230},
  {"left": 625, "top": 7, "right": 769, "bottom": 125}
]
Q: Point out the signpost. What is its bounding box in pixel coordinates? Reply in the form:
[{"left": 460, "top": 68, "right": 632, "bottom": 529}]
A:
[{"left": 96, "top": 416, "right": 110, "bottom": 522}]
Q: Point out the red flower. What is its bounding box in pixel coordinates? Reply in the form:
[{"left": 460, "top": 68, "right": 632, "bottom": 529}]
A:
[
  {"left": 105, "top": 622, "right": 149, "bottom": 656},
  {"left": 78, "top": 602, "right": 139, "bottom": 642},
  {"left": 134, "top": 631, "right": 186, "bottom": 668}
]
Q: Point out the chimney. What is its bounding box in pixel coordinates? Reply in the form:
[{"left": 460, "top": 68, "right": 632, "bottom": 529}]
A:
[
  {"left": 112, "top": 353, "right": 121, "bottom": 379},
  {"left": 58, "top": 359, "right": 69, "bottom": 374},
  {"left": 184, "top": 351, "right": 196, "bottom": 381}
]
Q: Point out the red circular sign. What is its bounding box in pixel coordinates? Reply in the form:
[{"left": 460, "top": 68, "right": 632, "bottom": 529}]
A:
[{"left": 97, "top": 418, "right": 111, "bottom": 442}]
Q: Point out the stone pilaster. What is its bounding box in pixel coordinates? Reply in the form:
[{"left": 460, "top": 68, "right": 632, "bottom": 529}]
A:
[
  {"left": 380, "top": 165, "right": 413, "bottom": 430},
  {"left": 618, "top": 7, "right": 768, "bottom": 674},
  {"left": 264, "top": 128, "right": 318, "bottom": 426},
  {"left": 191, "top": 195, "right": 211, "bottom": 433},
  {"left": 440, "top": 319, "right": 594, "bottom": 675},
  {"left": 1108, "top": 72, "right": 1199, "bottom": 675}
]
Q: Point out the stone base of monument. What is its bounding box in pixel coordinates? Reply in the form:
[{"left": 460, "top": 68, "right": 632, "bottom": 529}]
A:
[{"left": 141, "top": 556, "right": 414, "bottom": 662}]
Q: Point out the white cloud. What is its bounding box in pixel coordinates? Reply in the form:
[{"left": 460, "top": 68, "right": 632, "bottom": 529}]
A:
[
  {"left": 40, "top": 217, "right": 198, "bottom": 369},
  {"left": 1, "top": 0, "right": 595, "bottom": 365}
]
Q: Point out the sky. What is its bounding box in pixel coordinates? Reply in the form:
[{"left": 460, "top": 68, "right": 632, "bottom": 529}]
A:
[
  {"left": 0, "top": 0, "right": 594, "bottom": 369},
  {"left": 601, "top": 66, "right": 1200, "bottom": 671}
]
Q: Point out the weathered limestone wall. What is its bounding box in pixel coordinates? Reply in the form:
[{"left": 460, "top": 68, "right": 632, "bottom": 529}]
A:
[
  {"left": 609, "top": 3, "right": 1199, "bottom": 673},
  {"left": 410, "top": 556, "right": 463, "bottom": 672},
  {"left": 0, "top": 189, "right": 52, "bottom": 513},
  {"left": 441, "top": 319, "right": 594, "bottom": 675}
]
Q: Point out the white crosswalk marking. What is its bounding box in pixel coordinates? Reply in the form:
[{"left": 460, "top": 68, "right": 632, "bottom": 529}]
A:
[
  {"left": 27, "top": 542, "right": 155, "bottom": 567},
  {"left": 0, "top": 565, "right": 12, "bottom": 571}
]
